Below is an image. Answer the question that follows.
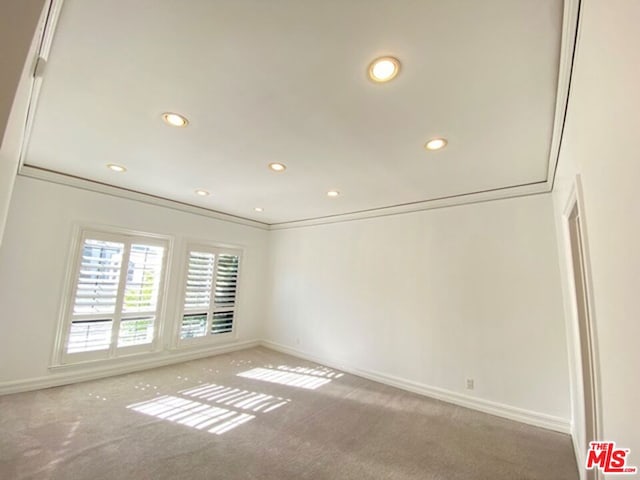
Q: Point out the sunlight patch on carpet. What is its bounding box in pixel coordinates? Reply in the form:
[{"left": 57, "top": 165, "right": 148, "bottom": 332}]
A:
[
  {"left": 179, "top": 384, "right": 290, "bottom": 412},
  {"left": 237, "top": 367, "right": 332, "bottom": 390},
  {"left": 275, "top": 365, "right": 344, "bottom": 379},
  {"left": 127, "top": 395, "right": 255, "bottom": 435}
]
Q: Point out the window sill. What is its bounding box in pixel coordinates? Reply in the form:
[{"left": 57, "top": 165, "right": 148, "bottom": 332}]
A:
[
  {"left": 174, "top": 331, "right": 238, "bottom": 349},
  {"left": 49, "top": 336, "right": 250, "bottom": 375},
  {"left": 49, "top": 348, "right": 164, "bottom": 372}
]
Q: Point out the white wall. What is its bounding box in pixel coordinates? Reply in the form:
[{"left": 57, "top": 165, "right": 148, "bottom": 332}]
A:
[
  {"left": 552, "top": 0, "right": 640, "bottom": 474},
  {"left": 0, "top": 176, "right": 573, "bottom": 432},
  {"left": 0, "top": 176, "right": 269, "bottom": 385},
  {"left": 265, "top": 194, "right": 571, "bottom": 423}
]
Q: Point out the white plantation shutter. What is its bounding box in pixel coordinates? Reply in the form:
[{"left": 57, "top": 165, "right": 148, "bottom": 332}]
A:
[
  {"left": 180, "top": 251, "right": 215, "bottom": 339},
  {"left": 118, "top": 244, "right": 165, "bottom": 347},
  {"left": 211, "top": 311, "right": 234, "bottom": 334},
  {"left": 73, "top": 239, "right": 124, "bottom": 315},
  {"left": 184, "top": 251, "right": 215, "bottom": 310},
  {"left": 180, "top": 313, "right": 208, "bottom": 339},
  {"left": 212, "top": 254, "right": 239, "bottom": 334},
  {"left": 67, "top": 319, "right": 113, "bottom": 353},
  {"left": 123, "top": 244, "right": 164, "bottom": 313},
  {"left": 68, "top": 239, "right": 124, "bottom": 353},
  {"left": 180, "top": 246, "right": 240, "bottom": 342},
  {"left": 118, "top": 316, "right": 155, "bottom": 347},
  {"left": 63, "top": 231, "right": 167, "bottom": 361},
  {"left": 214, "top": 254, "right": 239, "bottom": 306}
]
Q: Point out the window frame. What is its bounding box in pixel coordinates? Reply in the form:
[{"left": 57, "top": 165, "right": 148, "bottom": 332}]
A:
[
  {"left": 175, "top": 242, "right": 243, "bottom": 348},
  {"left": 52, "top": 226, "right": 172, "bottom": 366}
]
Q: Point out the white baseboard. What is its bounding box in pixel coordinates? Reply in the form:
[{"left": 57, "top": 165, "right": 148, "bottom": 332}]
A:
[
  {"left": 571, "top": 423, "right": 592, "bottom": 480},
  {"left": 571, "top": 424, "right": 587, "bottom": 480},
  {"left": 0, "top": 337, "right": 571, "bottom": 435},
  {"left": 0, "top": 339, "right": 260, "bottom": 396},
  {"left": 260, "top": 340, "right": 571, "bottom": 434}
]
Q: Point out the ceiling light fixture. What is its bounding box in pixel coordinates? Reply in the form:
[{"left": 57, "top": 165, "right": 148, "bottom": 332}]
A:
[
  {"left": 254, "top": 207, "right": 264, "bottom": 212},
  {"left": 368, "top": 56, "right": 400, "bottom": 83},
  {"left": 107, "top": 163, "right": 127, "bottom": 172},
  {"left": 194, "top": 189, "right": 210, "bottom": 196},
  {"left": 268, "top": 162, "right": 287, "bottom": 172},
  {"left": 425, "top": 138, "right": 448, "bottom": 151},
  {"left": 162, "top": 112, "right": 189, "bottom": 127},
  {"left": 327, "top": 190, "right": 340, "bottom": 197}
]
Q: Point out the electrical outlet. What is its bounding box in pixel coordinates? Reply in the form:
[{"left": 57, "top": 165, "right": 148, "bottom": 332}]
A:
[{"left": 466, "top": 378, "right": 474, "bottom": 390}]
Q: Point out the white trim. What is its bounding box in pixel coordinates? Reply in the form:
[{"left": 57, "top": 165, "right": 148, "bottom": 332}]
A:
[
  {"left": 0, "top": 339, "right": 260, "bottom": 396},
  {"left": 174, "top": 243, "right": 242, "bottom": 348},
  {"left": 22, "top": 166, "right": 551, "bottom": 230},
  {"left": 572, "top": 423, "right": 587, "bottom": 480},
  {"left": 18, "top": 0, "right": 65, "bottom": 171},
  {"left": 50, "top": 223, "right": 82, "bottom": 366},
  {"left": 51, "top": 222, "right": 178, "bottom": 365},
  {"left": 54, "top": 226, "right": 173, "bottom": 364},
  {"left": 546, "top": 0, "right": 581, "bottom": 186},
  {"left": 270, "top": 183, "right": 550, "bottom": 230},
  {"left": 19, "top": 166, "right": 269, "bottom": 230},
  {"left": 260, "top": 340, "right": 571, "bottom": 434},
  {"left": 562, "top": 176, "right": 603, "bottom": 480}
]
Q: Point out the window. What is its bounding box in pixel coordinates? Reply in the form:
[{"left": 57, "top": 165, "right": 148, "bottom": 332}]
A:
[
  {"left": 60, "top": 230, "right": 168, "bottom": 362},
  {"left": 178, "top": 245, "right": 241, "bottom": 344}
]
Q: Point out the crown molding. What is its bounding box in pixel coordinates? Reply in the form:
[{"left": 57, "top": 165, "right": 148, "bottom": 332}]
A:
[
  {"left": 269, "top": 181, "right": 550, "bottom": 230},
  {"left": 21, "top": 165, "right": 553, "bottom": 232},
  {"left": 19, "top": 165, "right": 270, "bottom": 230}
]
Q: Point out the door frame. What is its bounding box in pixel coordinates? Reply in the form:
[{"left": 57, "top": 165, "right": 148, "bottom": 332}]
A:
[{"left": 562, "top": 175, "right": 602, "bottom": 479}]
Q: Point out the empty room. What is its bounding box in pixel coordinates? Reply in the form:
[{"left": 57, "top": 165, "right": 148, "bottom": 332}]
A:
[{"left": 1, "top": 1, "right": 638, "bottom": 479}]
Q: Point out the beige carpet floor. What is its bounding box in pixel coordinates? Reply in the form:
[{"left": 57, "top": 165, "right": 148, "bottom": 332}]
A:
[{"left": 0, "top": 347, "right": 578, "bottom": 480}]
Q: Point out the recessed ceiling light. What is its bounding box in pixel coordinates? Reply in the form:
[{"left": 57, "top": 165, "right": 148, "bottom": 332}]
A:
[
  {"left": 368, "top": 56, "right": 400, "bottom": 83},
  {"left": 254, "top": 207, "right": 264, "bottom": 212},
  {"left": 162, "top": 112, "right": 189, "bottom": 127},
  {"left": 425, "top": 138, "right": 448, "bottom": 151},
  {"left": 194, "top": 189, "right": 210, "bottom": 196},
  {"left": 268, "top": 162, "right": 287, "bottom": 172},
  {"left": 327, "top": 190, "right": 340, "bottom": 197},
  {"left": 107, "top": 163, "right": 126, "bottom": 172}
]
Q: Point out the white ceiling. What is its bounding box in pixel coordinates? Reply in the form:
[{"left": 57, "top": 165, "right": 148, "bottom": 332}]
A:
[{"left": 25, "top": 0, "right": 564, "bottom": 225}]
